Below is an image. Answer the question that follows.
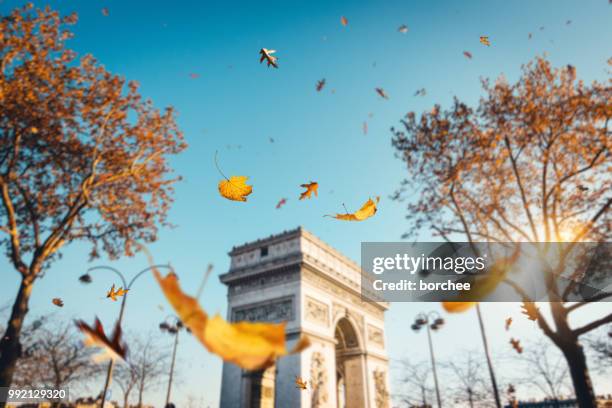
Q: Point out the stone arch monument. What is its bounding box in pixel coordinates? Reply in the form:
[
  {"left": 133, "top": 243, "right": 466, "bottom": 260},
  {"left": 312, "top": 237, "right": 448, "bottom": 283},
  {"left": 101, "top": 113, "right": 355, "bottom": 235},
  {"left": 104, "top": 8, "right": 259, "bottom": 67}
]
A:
[{"left": 219, "top": 227, "right": 389, "bottom": 408}]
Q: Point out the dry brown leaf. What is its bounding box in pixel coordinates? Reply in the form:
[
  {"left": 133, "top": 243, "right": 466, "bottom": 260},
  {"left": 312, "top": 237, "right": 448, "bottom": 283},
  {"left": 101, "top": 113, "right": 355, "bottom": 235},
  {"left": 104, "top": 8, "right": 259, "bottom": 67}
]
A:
[
  {"left": 316, "top": 79, "right": 326, "bottom": 92},
  {"left": 299, "top": 182, "right": 319, "bottom": 200},
  {"left": 375, "top": 88, "right": 389, "bottom": 99},
  {"left": 276, "top": 198, "right": 287, "bottom": 209},
  {"left": 520, "top": 301, "right": 539, "bottom": 321},
  {"left": 52, "top": 298, "right": 64, "bottom": 307},
  {"left": 510, "top": 338, "right": 523, "bottom": 354},
  {"left": 259, "top": 48, "right": 278, "bottom": 68},
  {"left": 75, "top": 317, "right": 128, "bottom": 362},
  {"left": 295, "top": 376, "right": 308, "bottom": 390}
]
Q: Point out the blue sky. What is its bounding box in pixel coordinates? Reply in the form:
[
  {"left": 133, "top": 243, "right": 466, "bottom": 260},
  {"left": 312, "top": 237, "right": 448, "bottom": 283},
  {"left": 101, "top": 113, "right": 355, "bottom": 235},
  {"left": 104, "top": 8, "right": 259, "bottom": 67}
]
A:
[{"left": 1, "top": 0, "right": 611, "bottom": 406}]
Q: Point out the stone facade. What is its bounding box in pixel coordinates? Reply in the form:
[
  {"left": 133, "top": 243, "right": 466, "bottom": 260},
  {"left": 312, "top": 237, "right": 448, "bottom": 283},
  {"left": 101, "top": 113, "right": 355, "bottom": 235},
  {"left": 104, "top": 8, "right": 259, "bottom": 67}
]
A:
[{"left": 219, "top": 227, "right": 389, "bottom": 408}]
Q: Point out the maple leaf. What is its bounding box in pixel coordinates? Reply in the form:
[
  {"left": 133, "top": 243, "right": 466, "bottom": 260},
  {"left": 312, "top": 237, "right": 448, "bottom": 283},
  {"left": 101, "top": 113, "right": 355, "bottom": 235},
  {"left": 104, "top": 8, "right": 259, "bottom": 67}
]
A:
[
  {"left": 259, "top": 48, "right": 278, "bottom": 68},
  {"left": 106, "top": 284, "right": 128, "bottom": 302},
  {"left": 510, "top": 338, "right": 523, "bottom": 354},
  {"left": 215, "top": 152, "right": 253, "bottom": 202},
  {"left": 276, "top": 198, "right": 287, "bottom": 209},
  {"left": 375, "top": 88, "right": 389, "bottom": 99},
  {"left": 299, "top": 182, "right": 319, "bottom": 200},
  {"left": 295, "top": 376, "right": 308, "bottom": 390},
  {"left": 520, "top": 301, "right": 539, "bottom": 321},
  {"left": 479, "top": 36, "right": 490, "bottom": 46},
  {"left": 505, "top": 317, "right": 512, "bottom": 331},
  {"left": 52, "top": 298, "right": 64, "bottom": 307},
  {"left": 219, "top": 176, "right": 253, "bottom": 202},
  {"left": 153, "top": 269, "right": 310, "bottom": 370},
  {"left": 463, "top": 51, "right": 473, "bottom": 59},
  {"left": 326, "top": 197, "right": 380, "bottom": 221},
  {"left": 75, "top": 318, "right": 128, "bottom": 362},
  {"left": 398, "top": 24, "right": 408, "bottom": 34},
  {"left": 106, "top": 284, "right": 118, "bottom": 301},
  {"left": 340, "top": 16, "right": 348, "bottom": 26},
  {"left": 316, "top": 79, "right": 326, "bottom": 92},
  {"left": 101, "top": 8, "right": 109, "bottom": 17}
]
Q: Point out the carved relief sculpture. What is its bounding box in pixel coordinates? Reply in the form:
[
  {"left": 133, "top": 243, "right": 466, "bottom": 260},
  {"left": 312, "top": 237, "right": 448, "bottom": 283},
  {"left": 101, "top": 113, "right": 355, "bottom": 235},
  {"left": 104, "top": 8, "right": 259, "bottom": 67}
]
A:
[
  {"left": 310, "top": 352, "right": 329, "bottom": 407},
  {"left": 367, "top": 324, "right": 385, "bottom": 348},
  {"left": 232, "top": 297, "right": 294, "bottom": 323},
  {"left": 305, "top": 296, "right": 329, "bottom": 326},
  {"left": 373, "top": 369, "right": 389, "bottom": 408}
]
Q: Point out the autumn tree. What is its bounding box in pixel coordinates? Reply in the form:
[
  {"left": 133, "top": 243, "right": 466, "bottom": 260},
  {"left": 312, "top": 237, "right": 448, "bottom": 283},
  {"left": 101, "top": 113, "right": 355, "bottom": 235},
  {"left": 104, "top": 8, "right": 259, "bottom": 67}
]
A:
[
  {"left": 391, "top": 56, "right": 611, "bottom": 407},
  {"left": 125, "top": 334, "right": 169, "bottom": 408},
  {"left": 584, "top": 328, "right": 611, "bottom": 375},
  {"left": 394, "top": 359, "right": 436, "bottom": 408},
  {"left": 517, "top": 340, "right": 572, "bottom": 401},
  {"left": 0, "top": 3, "right": 186, "bottom": 392},
  {"left": 113, "top": 333, "right": 169, "bottom": 408},
  {"left": 11, "top": 317, "right": 102, "bottom": 400},
  {"left": 443, "top": 351, "right": 494, "bottom": 408}
]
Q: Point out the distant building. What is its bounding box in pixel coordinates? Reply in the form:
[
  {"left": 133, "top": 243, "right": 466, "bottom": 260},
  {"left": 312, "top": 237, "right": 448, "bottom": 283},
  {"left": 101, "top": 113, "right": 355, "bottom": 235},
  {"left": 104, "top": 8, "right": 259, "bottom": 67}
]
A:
[{"left": 219, "top": 227, "right": 390, "bottom": 408}]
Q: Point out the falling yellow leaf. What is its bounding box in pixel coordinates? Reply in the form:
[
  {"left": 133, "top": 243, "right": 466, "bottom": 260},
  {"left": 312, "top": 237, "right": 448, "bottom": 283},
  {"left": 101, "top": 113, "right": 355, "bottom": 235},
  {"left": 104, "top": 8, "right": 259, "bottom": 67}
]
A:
[
  {"left": 299, "top": 182, "right": 319, "bottom": 200},
  {"left": 480, "top": 36, "right": 490, "bottom": 46},
  {"left": 340, "top": 16, "right": 348, "bottom": 26},
  {"left": 215, "top": 151, "right": 253, "bottom": 202},
  {"left": 326, "top": 197, "right": 380, "bottom": 221},
  {"left": 218, "top": 176, "right": 253, "bottom": 202},
  {"left": 153, "top": 269, "right": 310, "bottom": 371},
  {"left": 106, "top": 284, "right": 129, "bottom": 302}
]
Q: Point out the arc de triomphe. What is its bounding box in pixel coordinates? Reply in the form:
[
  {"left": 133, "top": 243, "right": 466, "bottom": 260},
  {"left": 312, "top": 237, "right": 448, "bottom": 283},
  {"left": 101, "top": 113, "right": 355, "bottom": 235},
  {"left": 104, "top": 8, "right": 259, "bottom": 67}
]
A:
[{"left": 219, "top": 227, "right": 390, "bottom": 408}]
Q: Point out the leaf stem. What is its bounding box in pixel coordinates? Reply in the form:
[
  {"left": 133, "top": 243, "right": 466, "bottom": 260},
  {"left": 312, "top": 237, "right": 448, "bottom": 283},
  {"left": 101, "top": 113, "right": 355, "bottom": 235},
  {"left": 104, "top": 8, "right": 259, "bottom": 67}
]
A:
[{"left": 214, "top": 151, "right": 229, "bottom": 180}]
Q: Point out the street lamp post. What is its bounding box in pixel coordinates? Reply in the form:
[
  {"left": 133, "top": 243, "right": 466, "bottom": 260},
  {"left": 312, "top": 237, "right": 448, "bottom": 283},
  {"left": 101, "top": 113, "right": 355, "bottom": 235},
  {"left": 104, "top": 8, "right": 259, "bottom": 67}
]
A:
[
  {"left": 412, "top": 311, "right": 445, "bottom": 408},
  {"left": 159, "top": 316, "right": 184, "bottom": 407},
  {"left": 79, "top": 263, "right": 173, "bottom": 408},
  {"left": 475, "top": 304, "right": 502, "bottom": 408}
]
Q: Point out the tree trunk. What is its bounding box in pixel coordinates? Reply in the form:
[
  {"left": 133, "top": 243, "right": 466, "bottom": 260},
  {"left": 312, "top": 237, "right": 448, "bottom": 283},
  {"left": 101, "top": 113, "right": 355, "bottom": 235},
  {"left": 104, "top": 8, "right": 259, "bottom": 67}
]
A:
[
  {"left": 138, "top": 382, "right": 144, "bottom": 408},
  {"left": 0, "top": 278, "right": 33, "bottom": 407},
  {"left": 560, "top": 340, "right": 597, "bottom": 408}
]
